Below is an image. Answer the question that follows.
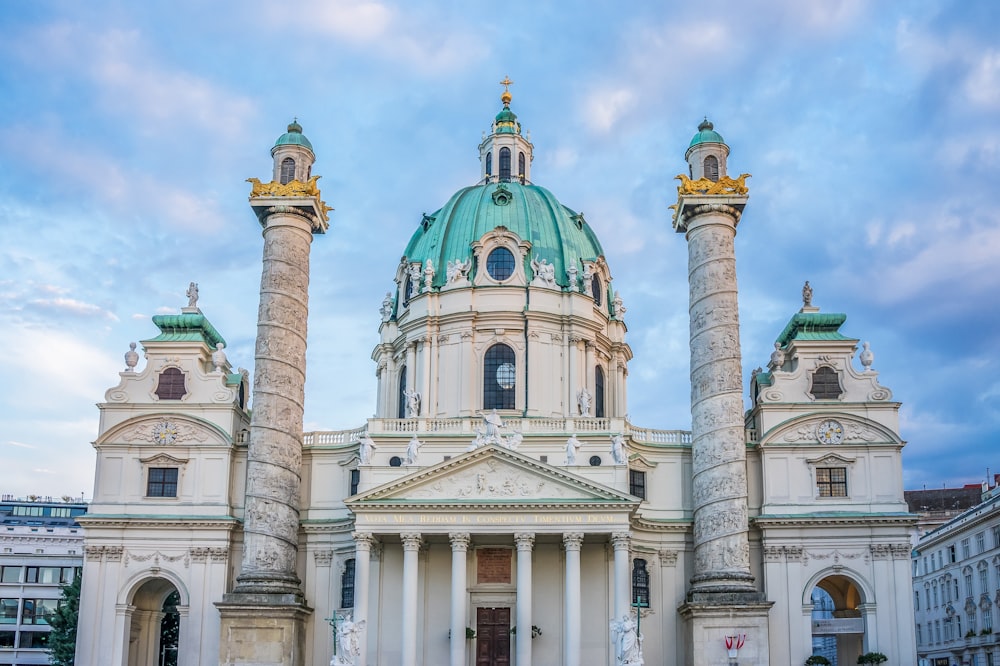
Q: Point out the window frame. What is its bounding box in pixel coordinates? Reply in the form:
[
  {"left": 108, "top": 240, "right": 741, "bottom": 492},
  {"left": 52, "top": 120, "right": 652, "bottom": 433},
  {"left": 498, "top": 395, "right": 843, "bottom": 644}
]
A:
[
  {"left": 629, "top": 469, "right": 647, "bottom": 500},
  {"left": 147, "top": 467, "right": 179, "bottom": 498},
  {"left": 815, "top": 466, "right": 848, "bottom": 497},
  {"left": 340, "top": 558, "right": 356, "bottom": 609},
  {"left": 483, "top": 343, "right": 517, "bottom": 411},
  {"left": 279, "top": 157, "right": 296, "bottom": 184},
  {"left": 499, "top": 147, "right": 511, "bottom": 181},
  {"left": 631, "top": 558, "right": 650, "bottom": 608},
  {"left": 703, "top": 155, "right": 719, "bottom": 181},
  {"left": 154, "top": 366, "right": 187, "bottom": 400},
  {"left": 809, "top": 366, "right": 843, "bottom": 400}
]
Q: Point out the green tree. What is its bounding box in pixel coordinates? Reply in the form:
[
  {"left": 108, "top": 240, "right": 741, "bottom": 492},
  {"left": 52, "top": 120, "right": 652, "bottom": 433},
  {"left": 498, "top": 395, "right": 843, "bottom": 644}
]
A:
[{"left": 47, "top": 573, "right": 81, "bottom": 666}]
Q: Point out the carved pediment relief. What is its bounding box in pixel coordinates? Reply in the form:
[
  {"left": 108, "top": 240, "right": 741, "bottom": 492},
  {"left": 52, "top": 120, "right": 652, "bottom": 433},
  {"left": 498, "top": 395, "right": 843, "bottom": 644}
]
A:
[
  {"left": 805, "top": 452, "right": 856, "bottom": 466},
  {"left": 764, "top": 414, "right": 899, "bottom": 446},
  {"left": 350, "top": 445, "right": 636, "bottom": 506},
  {"left": 139, "top": 452, "right": 188, "bottom": 465},
  {"left": 99, "top": 415, "right": 228, "bottom": 447}
]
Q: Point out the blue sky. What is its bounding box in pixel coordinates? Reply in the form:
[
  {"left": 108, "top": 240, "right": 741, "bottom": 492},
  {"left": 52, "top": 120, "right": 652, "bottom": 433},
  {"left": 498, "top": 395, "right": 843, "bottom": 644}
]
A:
[{"left": 1, "top": 0, "right": 999, "bottom": 499}]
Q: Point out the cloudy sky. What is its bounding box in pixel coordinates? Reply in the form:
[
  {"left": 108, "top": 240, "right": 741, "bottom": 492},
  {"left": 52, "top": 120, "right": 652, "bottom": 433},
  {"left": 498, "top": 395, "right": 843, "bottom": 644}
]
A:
[{"left": 1, "top": 0, "right": 998, "bottom": 499}]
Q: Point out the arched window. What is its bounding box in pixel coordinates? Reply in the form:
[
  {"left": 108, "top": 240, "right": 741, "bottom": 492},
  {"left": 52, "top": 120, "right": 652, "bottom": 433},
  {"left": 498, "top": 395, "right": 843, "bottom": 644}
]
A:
[
  {"left": 518, "top": 152, "right": 525, "bottom": 182},
  {"left": 155, "top": 367, "right": 186, "bottom": 400},
  {"left": 402, "top": 276, "right": 411, "bottom": 308},
  {"left": 484, "top": 344, "right": 516, "bottom": 410},
  {"left": 340, "top": 558, "right": 356, "bottom": 609},
  {"left": 397, "top": 366, "right": 407, "bottom": 419},
  {"left": 280, "top": 157, "right": 296, "bottom": 184},
  {"left": 632, "top": 559, "right": 650, "bottom": 608},
  {"left": 591, "top": 275, "right": 602, "bottom": 306},
  {"left": 486, "top": 247, "right": 516, "bottom": 281},
  {"left": 703, "top": 155, "right": 719, "bottom": 182},
  {"left": 499, "top": 147, "right": 511, "bottom": 181},
  {"left": 486, "top": 151, "right": 492, "bottom": 176},
  {"left": 595, "top": 366, "right": 605, "bottom": 418},
  {"left": 809, "top": 366, "right": 843, "bottom": 400}
]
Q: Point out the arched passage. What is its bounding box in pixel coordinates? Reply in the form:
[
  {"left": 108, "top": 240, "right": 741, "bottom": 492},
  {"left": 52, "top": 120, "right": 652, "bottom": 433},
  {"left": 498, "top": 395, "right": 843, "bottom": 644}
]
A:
[
  {"left": 809, "top": 573, "right": 867, "bottom": 666},
  {"left": 125, "top": 578, "right": 181, "bottom": 666}
]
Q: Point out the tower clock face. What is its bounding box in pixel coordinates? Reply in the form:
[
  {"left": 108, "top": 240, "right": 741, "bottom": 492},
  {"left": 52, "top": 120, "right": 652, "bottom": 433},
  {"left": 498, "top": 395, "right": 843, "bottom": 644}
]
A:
[
  {"left": 816, "top": 419, "right": 844, "bottom": 445},
  {"left": 151, "top": 420, "right": 179, "bottom": 445}
]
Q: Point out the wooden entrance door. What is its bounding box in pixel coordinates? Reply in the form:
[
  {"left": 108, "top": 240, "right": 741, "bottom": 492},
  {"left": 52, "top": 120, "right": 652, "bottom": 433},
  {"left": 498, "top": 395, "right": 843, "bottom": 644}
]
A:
[{"left": 475, "top": 607, "right": 511, "bottom": 666}]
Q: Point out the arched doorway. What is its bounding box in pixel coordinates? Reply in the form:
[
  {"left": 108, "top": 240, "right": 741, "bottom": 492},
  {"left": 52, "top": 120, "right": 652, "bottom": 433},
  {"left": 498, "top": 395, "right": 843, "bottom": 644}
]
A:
[
  {"left": 126, "top": 578, "right": 181, "bottom": 666},
  {"left": 810, "top": 575, "right": 866, "bottom": 666}
]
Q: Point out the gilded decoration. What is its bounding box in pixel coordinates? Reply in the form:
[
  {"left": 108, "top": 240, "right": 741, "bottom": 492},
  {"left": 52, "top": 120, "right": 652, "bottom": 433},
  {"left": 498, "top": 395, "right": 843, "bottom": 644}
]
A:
[
  {"left": 246, "top": 175, "right": 333, "bottom": 220},
  {"left": 674, "top": 173, "right": 751, "bottom": 196}
]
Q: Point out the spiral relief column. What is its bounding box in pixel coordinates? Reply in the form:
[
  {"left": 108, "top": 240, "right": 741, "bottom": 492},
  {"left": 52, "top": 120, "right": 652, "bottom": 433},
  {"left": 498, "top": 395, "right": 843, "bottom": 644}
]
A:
[
  {"left": 674, "top": 120, "right": 771, "bottom": 666},
  {"left": 217, "top": 121, "right": 330, "bottom": 666}
]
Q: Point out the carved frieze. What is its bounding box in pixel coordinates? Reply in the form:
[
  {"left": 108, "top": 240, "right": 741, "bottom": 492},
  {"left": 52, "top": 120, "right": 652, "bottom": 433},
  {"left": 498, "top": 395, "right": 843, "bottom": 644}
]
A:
[{"left": 406, "top": 459, "right": 585, "bottom": 500}]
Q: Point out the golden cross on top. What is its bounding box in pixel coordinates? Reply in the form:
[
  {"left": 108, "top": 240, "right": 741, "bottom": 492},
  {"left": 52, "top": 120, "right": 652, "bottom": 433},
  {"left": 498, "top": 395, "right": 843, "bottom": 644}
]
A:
[{"left": 500, "top": 76, "right": 513, "bottom": 92}]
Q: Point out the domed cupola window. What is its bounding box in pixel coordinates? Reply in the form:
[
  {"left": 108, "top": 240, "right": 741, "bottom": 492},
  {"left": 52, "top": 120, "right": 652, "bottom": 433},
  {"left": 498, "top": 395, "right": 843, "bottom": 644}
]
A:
[
  {"left": 486, "top": 247, "right": 516, "bottom": 281},
  {"left": 280, "top": 158, "right": 296, "bottom": 184},
  {"left": 518, "top": 152, "right": 525, "bottom": 183},
  {"left": 591, "top": 274, "right": 603, "bottom": 306},
  {"left": 486, "top": 151, "right": 493, "bottom": 176},
  {"left": 484, "top": 344, "right": 516, "bottom": 410},
  {"left": 703, "top": 155, "right": 719, "bottom": 182},
  {"left": 499, "top": 147, "right": 511, "bottom": 181}
]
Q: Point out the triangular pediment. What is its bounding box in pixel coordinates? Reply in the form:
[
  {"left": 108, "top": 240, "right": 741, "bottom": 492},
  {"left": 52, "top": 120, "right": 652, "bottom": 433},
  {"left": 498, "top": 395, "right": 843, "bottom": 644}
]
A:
[{"left": 347, "top": 445, "right": 638, "bottom": 507}]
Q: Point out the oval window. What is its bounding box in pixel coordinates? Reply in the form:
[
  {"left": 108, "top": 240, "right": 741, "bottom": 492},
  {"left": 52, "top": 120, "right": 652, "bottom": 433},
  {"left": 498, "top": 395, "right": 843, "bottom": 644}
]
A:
[
  {"left": 486, "top": 247, "right": 516, "bottom": 281},
  {"left": 496, "top": 362, "right": 516, "bottom": 390}
]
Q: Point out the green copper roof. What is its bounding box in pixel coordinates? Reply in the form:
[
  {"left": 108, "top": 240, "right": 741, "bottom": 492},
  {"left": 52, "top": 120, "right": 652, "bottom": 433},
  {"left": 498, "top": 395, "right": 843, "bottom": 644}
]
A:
[
  {"left": 775, "top": 312, "right": 851, "bottom": 347},
  {"left": 403, "top": 182, "right": 605, "bottom": 289},
  {"left": 274, "top": 120, "right": 313, "bottom": 151},
  {"left": 688, "top": 118, "right": 726, "bottom": 148},
  {"left": 147, "top": 313, "right": 226, "bottom": 349},
  {"left": 495, "top": 105, "right": 520, "bottom": 134}
]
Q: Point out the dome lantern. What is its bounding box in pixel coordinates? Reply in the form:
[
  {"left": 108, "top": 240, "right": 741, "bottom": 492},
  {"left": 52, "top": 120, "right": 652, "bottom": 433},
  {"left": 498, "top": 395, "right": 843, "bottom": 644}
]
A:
[
  {"left": 479, "top": 77, "right": 534, "bottom": 185},
  {"left": 271, "top": 118, "right": 316, "bottom": 185},
  {"left": 684, "top": 117, "right": 730, "bottom": 182}
]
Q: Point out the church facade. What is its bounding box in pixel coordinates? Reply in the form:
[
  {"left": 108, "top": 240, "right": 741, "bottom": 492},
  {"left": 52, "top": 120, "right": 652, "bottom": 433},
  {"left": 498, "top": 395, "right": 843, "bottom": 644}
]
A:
[{"left": 75, "top": 90, "right": 917, "bottom": 666}]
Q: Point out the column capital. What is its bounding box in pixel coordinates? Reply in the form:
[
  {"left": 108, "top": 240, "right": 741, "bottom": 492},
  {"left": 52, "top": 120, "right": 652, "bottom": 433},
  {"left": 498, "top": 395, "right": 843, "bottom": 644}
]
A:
[
  {"left": 449, "top": 532, "right": 472, "bottom": 552},
  {"left": 401, "top": 532, "right": 423, "bottom": 551},
  {"left": 352, "top": 531, "right": 378, "bottom": 551},
  {"left": 611, "top": 532, "right": 631, "bottom": 551},
  {"left": 514, "top": 532, "right": 535, "bottom": 551},
  {"left": 562, "top": 532, "right": 584, "bottom": 551}
]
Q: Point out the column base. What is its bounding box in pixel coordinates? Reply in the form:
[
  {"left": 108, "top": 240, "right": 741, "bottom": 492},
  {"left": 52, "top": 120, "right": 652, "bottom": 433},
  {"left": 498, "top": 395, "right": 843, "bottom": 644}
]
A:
[
  {"left": 679, "top": 598, "right": 773, "bottom": 666},
  {"left": 216, "top": 593, "right": 313, "bottom": 666}
]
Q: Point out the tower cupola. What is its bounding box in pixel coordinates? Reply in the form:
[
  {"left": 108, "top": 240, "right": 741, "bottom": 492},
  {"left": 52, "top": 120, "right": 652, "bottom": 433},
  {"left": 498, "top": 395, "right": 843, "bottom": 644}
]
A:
[
  {"left": 479, "top": 77, "right": 534, "bottom": 184},
  {"left": 685, "top": 118, "right": 730, "bottom": 182},
  {"left": 271, "top": 119, "right": 315, "bottom": 184}
]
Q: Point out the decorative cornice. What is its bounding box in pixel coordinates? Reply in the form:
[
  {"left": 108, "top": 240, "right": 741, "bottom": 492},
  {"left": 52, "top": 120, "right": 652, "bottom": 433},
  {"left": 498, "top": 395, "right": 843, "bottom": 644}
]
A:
[{"left": 753, "top": 513, "right": 915, "bottom": 528}]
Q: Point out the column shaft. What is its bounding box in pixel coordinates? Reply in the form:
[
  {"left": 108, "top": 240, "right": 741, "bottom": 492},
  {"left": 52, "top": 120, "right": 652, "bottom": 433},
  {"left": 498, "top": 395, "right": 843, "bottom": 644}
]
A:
[
  {"left": 401, "top": 533, "right": 422, "bottom": 666},
  {"left": 449, "top": 533, "right": 471, "bottom": 666},
  {"left": 612, "top": 533, "right": 630, "bottom": 620},
  {"left": 515, "top": 532, "right": 534, "bottom": 666},
  {"left": 352, "top": 533, "right": 375, "bottom": 666},
  {"left": 563, "top": 533, "right": 583, "bottom": 666}
]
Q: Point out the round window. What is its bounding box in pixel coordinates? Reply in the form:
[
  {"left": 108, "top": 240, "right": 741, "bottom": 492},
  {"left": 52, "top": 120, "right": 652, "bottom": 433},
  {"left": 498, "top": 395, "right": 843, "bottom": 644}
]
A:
[
  {"left": 486, "top": 247, "right": 516, "bottom": 281},
  {"left": 496, "top": 362, "right": 516, "bottom": 390}
]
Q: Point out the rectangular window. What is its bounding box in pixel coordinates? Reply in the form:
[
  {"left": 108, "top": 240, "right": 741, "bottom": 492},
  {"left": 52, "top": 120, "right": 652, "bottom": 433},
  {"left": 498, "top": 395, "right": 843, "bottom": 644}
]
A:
[
  {"left": 981, "top": 568, "right": 990, "bottom": 594},
  {"left": 50, "top": 507, "right": 71, "bottom": 518},
  {"left": 978, "top": 532, "right": 986, "bottom": 554},
  {"left": 25, "top": 567, "right": 63, "bottom": 584},
  {"left": 0, "top": 630, "right": 14, "bottom": 647},
  {"left": 915, "top": 591, "right": 920, "bottom": 610},
  {"left": 816, "top": 467, "right": 848, "bottom": 497},
  {"left": 629, "top": 470, "right": 647, "bottom": 500},
  {"left": 12, "top": 505, "right": 43, "bottom": 517},
  {"left": 632, "top": 558, "right": 650, "bottom": 608},
  {"left": 22, "top": 599, "right": 57, "bottom": 625},
  {"left": 967, "top": 574, "right": 975, "bottom": 598},
  {"left": 994, "top": 526, "right": 1000, "bottom": 550},
  {"left": 340, "top": 558, "right": 355, "bottom": 609},
  {"left": 18, "top": 629, "right": 49, "bottom": 648},
  {"left": 0, "top": 599, "right": 17, "bottom": 624},
  {"left": 0, "top": 566, "right": 20, "bottom": 583},
  {"left": 349, "top": 469, "right": 360, "bottom": 497},
  {"left": 963, "top": 538, "right": 971, "bottom": 559},
  {"left": 969, "top": 611, "right": 977, "bottom": 634},
  {"left": 985, "top": 606, "right": 993, "bottom": 632},
  {"left": 951, "top": 544, "right": 958, "bottom": 562},
  {"left": 147, "top": 467, "right": 178, "bottom": 498}
]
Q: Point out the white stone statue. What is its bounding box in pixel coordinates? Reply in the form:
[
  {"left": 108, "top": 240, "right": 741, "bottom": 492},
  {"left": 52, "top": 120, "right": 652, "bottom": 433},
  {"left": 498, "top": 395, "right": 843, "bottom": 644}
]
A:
[
  {"left": 379, "top": 292, "right": 393, "bottom": 322},
  {"left": 802, "top": 280, "right": 813, "bottom": 307},
  {"left": 768, "top": 342, "right": 785, "bottom": 371},
  {"left": 530, "top": 256, "right": 556, "bottom": 287},
  {"left": 504, "top": 432, "right": 523, "bottom": 450},
  {"left": 358, "top": 433, "right": 376, "bottom": 465},
  {"left": 610, "top": 433, "right": 627, "bottom": 465},
  {"left": 403, "top": 389, "right": 420, "bottom": 418},
  {"left": 565, "top": 434, "right": 583, "bottom": 465},
  {"left": 610, "top": 614, "right": 643, "bottom": 666},
  {"left": 405, "top": 435, "right": 423, "bottom": 465},
  {"left": 581, "top": 264, "right": 593, "bottom": 293},
  {"left": 124, "top": 342, "right": 139, "bottom": 372},
  {"left": 566, "top": 263, "right": 578, "bottom": 291},
  {"left": 212, "top": 342, "right": 227, "bottom": 373},
  {"left": 577, "top": 387, "right": 592, "bottom": 416},
  {"left": 446, "top": 257, "right": 472, "bottom": 284},
  {"left": 613, "top": 291, "right": 626, "bottom": 318},
  {"left": 331, "top": 615, "right": 365, "bottom": 666},
  {"left": 483, "top": 409, "right": 503, "bottom": 441},
  {"left": 860, "top": 341, "right": 874, "bottom": 371},
  {"left": 423, "top": 259, "right": 435, "bottom": 291},
  {"left": 468, "top": 425, "right": 486, "bottom": 452},
  {"left": 186, "top": 281, "right": 199, "bottom": 308},
  {"left": 408, "top": 264, "right": 422, "bottom": 297}
]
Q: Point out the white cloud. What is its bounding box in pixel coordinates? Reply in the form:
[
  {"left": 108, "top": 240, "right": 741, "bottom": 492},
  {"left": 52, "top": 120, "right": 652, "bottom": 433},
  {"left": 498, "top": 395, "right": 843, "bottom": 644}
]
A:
[
  {"left": 5, "top": 441, "right": 36, "bottom": 449},
  {"left": 581, "top": 87, "right": 637, "bottom": 134},
  {"left": 965, "top": 50, "right": 1000, "bottom": 110},
  {"left": 27, "top": 297, "right": 119, "bottom": 321}
]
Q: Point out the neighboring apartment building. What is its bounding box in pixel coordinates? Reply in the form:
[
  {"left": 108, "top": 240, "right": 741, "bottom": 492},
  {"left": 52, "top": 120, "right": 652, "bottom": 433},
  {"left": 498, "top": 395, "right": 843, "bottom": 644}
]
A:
[
  {"left": 0, "top": 495, "right": 87, "bottom": 666},
  {"left": 914, "top": 483, "right": 1000, "bottom": 666}
]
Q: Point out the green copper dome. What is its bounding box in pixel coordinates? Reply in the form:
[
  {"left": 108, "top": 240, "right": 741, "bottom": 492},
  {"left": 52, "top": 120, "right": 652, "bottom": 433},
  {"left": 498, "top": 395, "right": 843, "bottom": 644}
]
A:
[
  {"left": 688, "top": 118, "right": 726, "bottom": 148},
  {"left": 403, "top": 182, "right": 604, "bottom": 289},
  {"left": 274, "top": 120, "right": 313, "bottom": 151}
]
